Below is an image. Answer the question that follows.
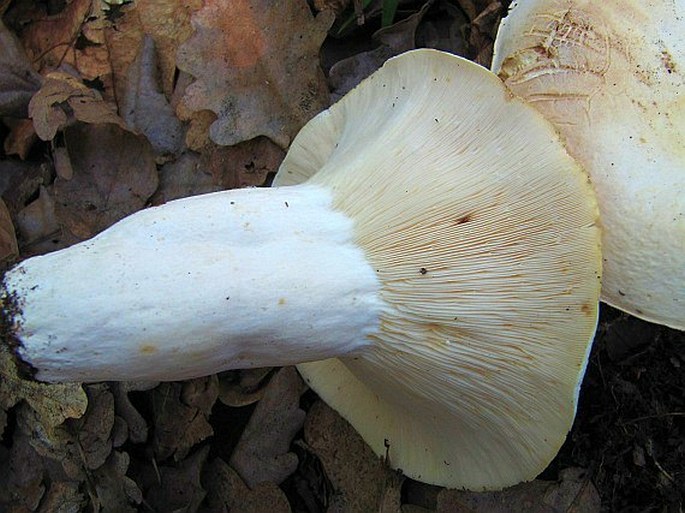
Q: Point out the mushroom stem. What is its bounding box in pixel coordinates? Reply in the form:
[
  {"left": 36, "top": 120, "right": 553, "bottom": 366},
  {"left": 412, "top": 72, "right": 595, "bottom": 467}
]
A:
[{"left": 2, "top": 184, "right": 383, "bottom": 382}]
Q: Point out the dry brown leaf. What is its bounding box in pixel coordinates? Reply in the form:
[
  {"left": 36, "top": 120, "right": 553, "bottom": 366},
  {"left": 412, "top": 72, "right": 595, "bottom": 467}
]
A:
[
  {"left": 177, "top": 0, "right": 334, "bottom": 148},
  {"left": 72, "top": 385, "right": 115, "bottom": 471},
  {"left": 145, "top": 446, "right": 209, "bottom": 513},
  {"left": 437, "top": 468, "right": 601, "bottom": 513},
  {"left": 15, "top": 403, "right": 83, "bottom": 480},
  {"left": 90, "top": 451, "right": 142, "bottom": 513},
  {"left": 469, "top": 1, "right": 503, "bottom": 66},
  {"left": 36, "top": 481, "right": 85, "bottom": 513},
  {"left": 15, "top": 186, "right": 64, "bottom": 256},
  {"left": 0, "top": 197, "right": 19, "bottom": 263},
  {"left": 304, "top": 400, "right": 403, "bottom": 513},
  {"left": 103, "top": 0, "right": 200, "bottom": 102},
  {"left": 152, "top": 138, "right": 284, "bottom": 204},
  {"left": 20, "top": 0, "right": 111, "bottom": 84},
  {"left": 182, "top": 375, "right": 219, "bottom": 415},
  {"left": 28, "top": 72, "right": 127, "bottom": 141},
  {"left": 202, "top": 457, "right": 292, "bottom": 513},
  {"left": 230, "top": 366, "right": 306, "bottom": 487},
  {"left": 151, "top": 382, "right": 214, "bottom": 461},
  {"left": 0, "top": 19, "right": 42, "bottom": 117},
  {"left": 329, "top": 2, "right": 431, "bottom": 99},
  {"left": 111, "top": 381, "right": 158, "bottom": 445},
  {"left": 0, "top": 428, "right": 46, "bottom": 510},
  {"left": 218, "top": 368, "right": 273, "bottom": 407},
  {"left": 54, "top": 123, "right": 158, "bottom": 240},
  {"left": 3, "top": 118, "right": 39, "bottom": 159},
  {"left": 200, "top": 137, "right": 285, "bottom": 189},
  {"left": 120, "top": 35, "right": 184, "bottom": 156},
  {"left": 0, "top": 346, "right": 87, "bottom": 429}
]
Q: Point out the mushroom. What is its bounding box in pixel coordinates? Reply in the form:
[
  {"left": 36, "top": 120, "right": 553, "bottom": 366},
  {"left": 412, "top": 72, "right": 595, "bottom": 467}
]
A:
[
  {"left": 491, "top": 0, "right": 684, "bottom": 329},
  {"left": 1, "top": 49, "right": 602, "bottom": 489}
]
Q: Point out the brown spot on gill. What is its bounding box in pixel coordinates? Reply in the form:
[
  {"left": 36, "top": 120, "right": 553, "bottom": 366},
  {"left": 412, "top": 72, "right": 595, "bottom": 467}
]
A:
[
  {"left": 456, "top": 214, "right": 472, "bottom": 225},
  {"left": 581, "top": 303, "right": 593, "bottom": 315},
  {"left": 140, "top": 344, "right": 157, "bottom": 355}
]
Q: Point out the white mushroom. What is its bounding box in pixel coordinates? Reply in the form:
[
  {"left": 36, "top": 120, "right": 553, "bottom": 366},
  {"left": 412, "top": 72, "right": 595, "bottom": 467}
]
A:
[
  {"left": 491, "top": 0, "right": 685, "bottom": 329},
  {"left": 2, "top": 49, "right": 601, "bottom": 489}
]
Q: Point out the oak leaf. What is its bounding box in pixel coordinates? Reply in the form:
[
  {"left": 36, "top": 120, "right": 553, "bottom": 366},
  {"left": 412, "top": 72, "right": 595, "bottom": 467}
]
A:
[{"left": 177, "top": 0, "right": 334, "bottom": 148}]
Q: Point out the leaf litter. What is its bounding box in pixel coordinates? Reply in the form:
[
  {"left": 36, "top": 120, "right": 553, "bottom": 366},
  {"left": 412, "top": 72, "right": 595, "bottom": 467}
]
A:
[{"left": 0, "top": 1, "right": 682, "bottom": 512}]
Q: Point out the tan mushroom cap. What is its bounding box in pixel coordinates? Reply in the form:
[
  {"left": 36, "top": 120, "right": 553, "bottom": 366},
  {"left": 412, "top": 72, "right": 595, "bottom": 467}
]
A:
[
  {"left": 491, "top": 0, "right": 685, "bottom": 329},
  {"left": 275, "top": 49, "right": 601, "bottom": 489}
]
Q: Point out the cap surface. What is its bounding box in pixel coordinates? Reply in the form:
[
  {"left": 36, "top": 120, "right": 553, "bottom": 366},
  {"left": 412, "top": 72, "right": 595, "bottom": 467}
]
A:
[
  {"left": 275, "top": 49, "right": 602, "bottom": 489},
  {"left": 492, "top": 0, "right": 685, "bottom": 329}
]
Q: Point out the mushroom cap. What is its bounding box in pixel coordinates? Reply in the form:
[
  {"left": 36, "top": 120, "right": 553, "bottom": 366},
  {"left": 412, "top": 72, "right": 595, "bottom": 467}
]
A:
[
  {"left": 491, "top": 0, "right": 685, "bottom": 329},
  {"left": 275, "top": 49, "right": 601, "bottom": 489}
]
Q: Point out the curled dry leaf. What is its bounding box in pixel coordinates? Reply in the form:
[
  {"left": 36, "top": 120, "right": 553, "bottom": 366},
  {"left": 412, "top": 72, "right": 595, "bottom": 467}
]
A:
[
  {"left": 152, "top": 137, "right": 285, "bottom": 204},
  {"left": 73, "top": 385, "right": 115, "bottom": 471},
  {"left": 15, "top": 403, "right": 84, "bottom": 480},
  {"left": 121, "top": 35, "right": 184, "bottom": 156},
  {"left": 202, "top": 457, "right": 291, "bottom": 513},
  {"left": 218, "top": 367, "right": 274, "bottom": 407},
  {"left": 28, "top": 72, "right": 127, "bottom": 141},
  {"left": 151, "top": 382, "right": 214, "bottom": 461},
  {"left": 230, "top": 366, "right": 306, "bottom": 487},
  {"left": 90, "top": 451, "right": 142, "bottom": 513},
  {"left": 111, "top": 381, "right": 158, "bottom": 445},
  {"left": 304, "top": 400, "right": 403, "bottom": 513},
  {"left": 0, "top": 19, "right": 42, "bottom": 117},
  {"left": 0, "top": 428, "right": 46, "bottom": 510},
  {"left": 144, "top": 446, "right": 209, "bottom": 513},
  {"left": 54, "top": 123, "right": 158, "bottom": 240},
  {"left": 177, "top": 0, "right": 334, "bottom": 148},
  {"left": 36, "top": 481, "right": 85, "bottom": 513},
  {"left": 0, "top": 197, "right": 19, "bottom": 264},
  {"left": 15, "top": 186, "right": 63, "bottom": 256},
  {"left": 20, "top": 0, "right": 112, "bottom": 89},
  {"left": 0, "top": 346, "right": 87, "bottom": 429},
  {"left": 104, "top": 0, "right": 200, "bottom": 101}
]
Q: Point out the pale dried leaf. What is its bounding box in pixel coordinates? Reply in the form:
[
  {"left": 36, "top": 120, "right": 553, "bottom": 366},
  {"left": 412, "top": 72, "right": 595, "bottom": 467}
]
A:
[
  {"left": 151, "top": 382, "right": 214, "bottom": 461},
  {"left": 1, "top": 429, "right": 46, "bottom": 510},
  {"left": 15, "top": 404, "right": 83, "bottom": 479},
  {"left": 437, "top": 468, "right": 601, "bottom": 513},
  {"left": 90, "top": 451, "right": 141, "bottom": 513},
  {"left": 202, "top": 457, "right": 291, "bottom": 513},
  {"left": 111, "top": 381, "right": 158, "bottom": 444},
  {"left": 73, "top": 385, "right": 115, "bottom": 471},
  {"left": 121, "top": 35, "right": 184, "bottom": 156},
  {"left": 182, "top": 375, "right": 219, "bottom": 415},
  {"left": 0, "top": 19, "right": 42, "bottom": 117},
  {"left": 218, "top": 368, "right": 273, "bottom": 407},
  {"left": 199, "top": 137, "right": 285, "bottom": 189},
  {"left": 0, "top": 197, "right": 18, "bottom": 263},
  {"left": 55, "top": 123, "right": 158, "bottom": 240},
  {"left": 15, "top": 186, "right": 64, "bottom": 255},
  {"left": 145, "top": 446, "right": 208, "bottom": 513},
  {"left": 151, "top": 152, "right": 217, "bottom": 204},
  {"left": 177, "top": 0, "right": 333, "bottom": 148},
  {"left": 36, "top": 481, "right": 84, "bottom": 513},
  {"left": 3, "top": 117, "right": 39, "bottom": 158},
  {"left": 0, "top": 346, "right": 87, "bottom": 428},
  {"left": 28, "top": 72, "right": 127, "bottom": 141},
  {"left": 20, "top": 0, "right": 114, "bottom": 96},
  {"left": 304, "top": 400, "right": 402, "bottom": 513},
  {"left": 230, "top": 366, "right": 306, "bottom": 487},
  {"left": 104, "top": 0, "right": 201, "bottom": 102}
]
